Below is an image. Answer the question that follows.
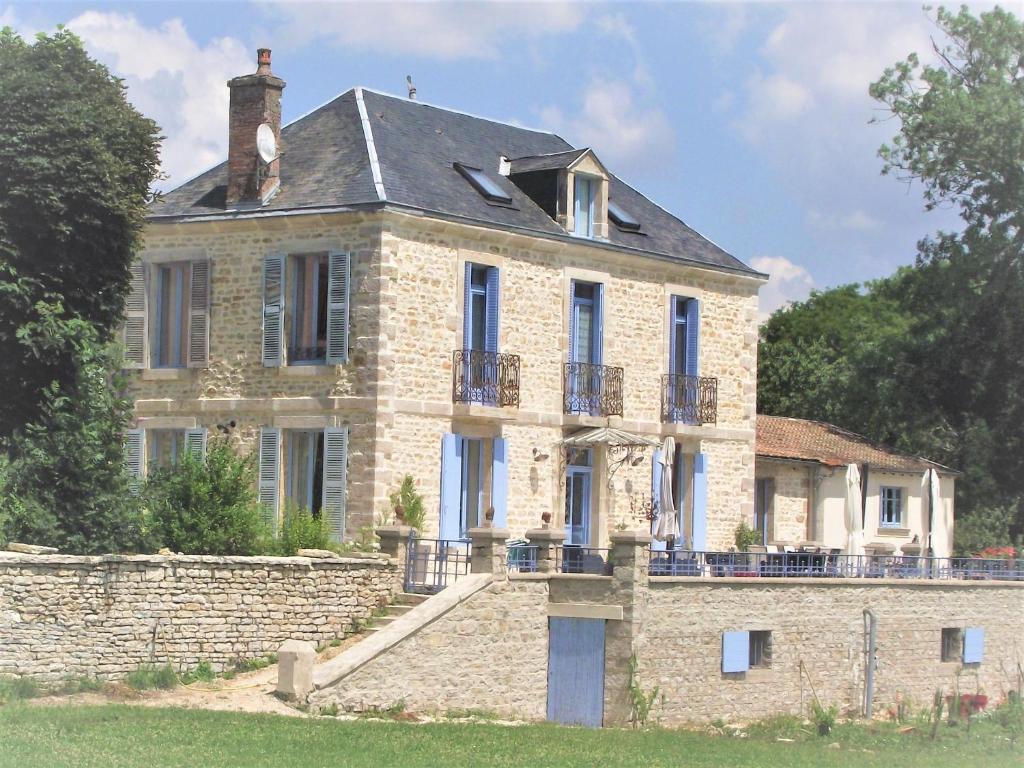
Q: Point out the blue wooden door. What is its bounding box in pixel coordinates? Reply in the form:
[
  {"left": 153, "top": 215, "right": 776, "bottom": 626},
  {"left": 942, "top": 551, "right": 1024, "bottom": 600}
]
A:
[{"left": 547, "top": 617, "right": 605, "bottom": 728}]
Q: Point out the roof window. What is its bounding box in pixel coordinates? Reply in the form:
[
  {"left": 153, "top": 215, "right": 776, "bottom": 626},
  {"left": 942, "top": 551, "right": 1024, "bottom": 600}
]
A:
[
  {"left": 608, "top": 200, "right": 640, "bottom": 232},
  {"left": 454, "top": 163, "right": 512, "bottom": 205}
]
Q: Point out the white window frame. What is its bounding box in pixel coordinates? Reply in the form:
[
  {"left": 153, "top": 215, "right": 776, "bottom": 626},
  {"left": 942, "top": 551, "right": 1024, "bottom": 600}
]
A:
[{"left": 879, "top": 486, "right": 904, "bottom": 529}]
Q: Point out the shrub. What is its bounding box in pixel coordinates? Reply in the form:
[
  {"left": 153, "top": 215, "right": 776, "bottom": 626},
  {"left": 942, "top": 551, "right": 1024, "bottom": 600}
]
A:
[
  {"left": 143, "top": 440, "right": 270, "bottom": 556},
  {"left": 734, "top": 521, "right": 761, "bottom": 551},
  {"left": 125, "top": 664, "right": 177, "bottom": 691},
  {"left": 811, "top": 700, "right": 838, "bottom": 736},
  {"left": 0, "top": 676, "right": 39, "bottom": 703},
  {"left": 181, "top": 661, "right": 215, "bottom": 685},
  {"left": 389, "top": 475, "right": 426, "bottom": 531},
  {"left": 273, "top": 504, "right": 331, "bottom": 556}
]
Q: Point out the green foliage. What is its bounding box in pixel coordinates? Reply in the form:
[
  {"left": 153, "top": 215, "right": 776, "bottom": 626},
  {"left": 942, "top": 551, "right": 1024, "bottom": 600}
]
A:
[
  {"left": 272, "top": 504, "right": 331, "bottom": 556},
  {"left": 994, "top": 691, "right": 1023, "bottom": 746},
  {"left": 389, "top": 475, "right": 426, "bottom": 531},
  {"left": 0, "top": 337, "right": 145, "bottom": 554},
  {"left": 627, "top": 654, "right": 660, "bottom": 729},
  {"left": 58, "top": 676, "right": 105, "bottom": 695},
  {"left": 142, "top": 440, "right": 270, "bottom": 556},
  {"left": 228, "top": 655, "right": 277, "bottom": 675},
  {"left": 180, "top": 661, "right": 215, "bottom": 685},
  {"left": 810, "top": 700, "right": 838, "bottom": 735},
  {"left": 734, "top": 522, "right": 761, "bottom": 551},
  {"left": 125, "top": 664, "right": 178, "bottom": 691},
  {"left": 319, "top": 702, "right": 339, "bottom": 717},
  {"left": 0, "top": 676, "right": 39, "bottom": 703},
  {"left": 0, "top": 28, "right": 160, "bottom": 438}
]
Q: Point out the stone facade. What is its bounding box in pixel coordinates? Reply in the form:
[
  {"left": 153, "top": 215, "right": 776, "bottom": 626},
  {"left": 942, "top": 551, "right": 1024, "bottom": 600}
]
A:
[
  {"left": 130, "top": 208, "right": 761, "bottom": 549},
  {"left": 0, "top": 552, "right": 395, "bottom": 681}
]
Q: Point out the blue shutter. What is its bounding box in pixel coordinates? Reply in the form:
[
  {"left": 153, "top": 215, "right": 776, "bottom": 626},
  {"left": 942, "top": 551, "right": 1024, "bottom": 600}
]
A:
[
  {"left": 124, "top": 428, "right": 145, "bottom": 494},
  {"left": 123, "top": 262, "right": 147, "bottom": 368},
  {"left": 439, "top": 434, "right": 463, "bottom": 541},
  {"left": 258, "top": 428, "right": 281, "bottom": 531},
  {"left": 485, "top": 267, "right": 499, "bottom": 354},
  {"left": 650, "top": 449, "right": 665, "bottom": 551},
  {"left": 325, "top": 252, "right": 351, "bottom": 364},
  {"left": 592, "top": 283, "right": 604, "bottom": 366},
  {"left": 322, "top": 427, "right": 348, "bottom": 542},
  {"left": 685, "top": 299, "right": 700, "bottom": 377},
  {"left": 262, "top": 255, "right": 285, "bottom": 367},
  {"left": 462, "top": 263, "right": 473, "bottom": 350},
  {"left": 568, "top": 280, "right": 577, "bottom": 363},
  {"left": 491, "top": 437, "right": 508, "bottom": 529},
  {"left": 963, "top": 627, "right": 984, "bottom": 663},
  {"left": 722, "top": 631, "right": 750, "bottom": 673},
  {"left": 187, "top": 260, "right": 210, "bottom": 368},
  {"left": 669, "top": 297, "right": 680, "bottom": 376},
  {"left": 692, "top": 452, "right": 708, "bottom": 551},
  {"left": 183, "top": 428, "right": 207, "bottom": 461}
]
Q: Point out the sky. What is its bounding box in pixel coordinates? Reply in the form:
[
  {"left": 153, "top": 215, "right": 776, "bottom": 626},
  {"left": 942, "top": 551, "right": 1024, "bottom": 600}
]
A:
[{"left": 4, "top": 1, "right": 1016, "bottom": 316}]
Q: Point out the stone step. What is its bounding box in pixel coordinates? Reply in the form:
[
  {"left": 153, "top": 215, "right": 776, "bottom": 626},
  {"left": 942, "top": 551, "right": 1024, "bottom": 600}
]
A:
[
  {"left": 395, "top": 592, "right": 429, "bottom": 606},
  {"left": 385, "top": 604, "right": 413, "bottom": 616},
  {"left": 368, "top": 615, "right": 397, "bottom": 628}
]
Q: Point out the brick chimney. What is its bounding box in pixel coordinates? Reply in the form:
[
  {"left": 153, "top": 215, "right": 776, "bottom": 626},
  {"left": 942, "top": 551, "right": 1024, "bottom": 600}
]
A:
[{"left": 226, "top": 48, "right": 285, "bottom": 206}]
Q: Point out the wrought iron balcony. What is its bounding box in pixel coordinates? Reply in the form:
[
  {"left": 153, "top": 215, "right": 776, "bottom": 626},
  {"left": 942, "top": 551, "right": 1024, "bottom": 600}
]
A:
[
  {"left": 563, "top": 362, "right": 624, "bottom": 417},
  {"left": 452, "top": 349, "right": 521, "bottom": 408},
  {"left": 661, "top": 374, "right": 718, "bottom": 425}
]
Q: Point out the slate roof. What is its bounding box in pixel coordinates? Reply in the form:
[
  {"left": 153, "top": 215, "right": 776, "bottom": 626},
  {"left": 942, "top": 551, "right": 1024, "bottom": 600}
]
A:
[
  {"left": 149, "top": 88, "right": 760, "bottom": 277},
  {"left": 756, "top": 415, "right": 956, "bottom": 475},
  {"left": 508, "top": 148, "right": 590, "bottom": 174}
]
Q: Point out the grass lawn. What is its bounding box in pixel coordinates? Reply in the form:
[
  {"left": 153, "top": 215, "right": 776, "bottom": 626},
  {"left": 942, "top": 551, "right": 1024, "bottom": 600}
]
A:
[{"left": 0, "top": 704, "right": 1019, "bottom": 768}]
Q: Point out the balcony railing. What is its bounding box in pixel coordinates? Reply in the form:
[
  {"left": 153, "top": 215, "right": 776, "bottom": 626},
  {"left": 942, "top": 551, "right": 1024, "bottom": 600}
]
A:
[
  {"left": 452, "top": 349, "right": 521, "bottom": 408},
  {"left": 563, "top": 362, "right": 624, "bottom": 416},
  {"left": 661, "top": 374, "right": 718, "bottom": 425}
]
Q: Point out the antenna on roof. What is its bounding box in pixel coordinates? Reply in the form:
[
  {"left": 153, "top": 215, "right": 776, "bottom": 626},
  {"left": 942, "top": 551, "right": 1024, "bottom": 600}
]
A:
[{"left": 406, "top": 75, "right": 417, "bottom": 100}]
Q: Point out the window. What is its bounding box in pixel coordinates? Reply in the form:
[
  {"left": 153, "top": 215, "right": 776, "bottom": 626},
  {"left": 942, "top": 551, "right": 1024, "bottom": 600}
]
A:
[
  {"left": 573, "top": 175, "right": 595, "bottom": 237},
  {"left": 285, "top": 430, "right": 325, "bottom": 515},
  {"left": 289, "top": 254, "right": 329, "bottom": 364},
  {"left": 749, "top": 631, "right": 772, "bottom": 668},
  {"left": 454, "top": 163, "right": 512, "bottom": 205},
  {"left": 570, "top": 281, "right": 602, "bottom": 366},
  {"left": 754, "top": 478, "right": 773, "bottom": 545},
  {"left": 608, "top": 200, "right": 640, "bottom": 232},
  {"left": 149, "top": 429, "right": 185, "bottom": 471},
  {"left": 460, "top": 437, "right": 486, "bottom": 537},
  {"left": 565, "top": 449, "right": 593, "bottom": 545},
  {"left": 464, "top": 264, "right": 499, "bottom": 353},
  {"left": 665, "top": 296, "right": 701, "bottom": 424},
  {"left": 880, "top": 487, "right": 904, "bottom": 528},
  {"left": 153, "top": 262, "right": 191, "bottom": 368},
  {"left": 941, "top": 628, "right": 963, "bottom": 662}
]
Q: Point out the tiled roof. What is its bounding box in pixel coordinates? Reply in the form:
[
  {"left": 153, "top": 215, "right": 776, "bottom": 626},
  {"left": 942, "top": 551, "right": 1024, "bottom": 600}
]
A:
[
  {"left": 148, "top": 88, "right": 760, "bottom": 277},
  {"left": 756, "top": 415, "right": 955, "bottom": 475}
]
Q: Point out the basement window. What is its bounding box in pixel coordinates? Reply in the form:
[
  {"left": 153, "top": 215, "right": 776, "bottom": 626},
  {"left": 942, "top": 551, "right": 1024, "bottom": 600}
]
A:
[
  {"left": 749, "top": 631, "right": 773, "bottom": 669},
  {"left": 455, "top": 163, "right": 513, "bottom": 205},
  {"left": 608, "top": 200, "right": 640, "bottom": 232},
  {"left": 941, "top": 628, "right": 962, "bottom": 662}
]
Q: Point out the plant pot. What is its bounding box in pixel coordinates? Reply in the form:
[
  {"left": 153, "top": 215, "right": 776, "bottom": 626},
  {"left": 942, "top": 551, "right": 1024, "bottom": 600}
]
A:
[
  {"left": 394, "top": 505, "right": 405, "bottom": 523},
  {"left": 817, "top": 723, "right": 831, "bottom": 736},
  {"left": 541, "top": 511, "right": 552, "bottom": 526}
]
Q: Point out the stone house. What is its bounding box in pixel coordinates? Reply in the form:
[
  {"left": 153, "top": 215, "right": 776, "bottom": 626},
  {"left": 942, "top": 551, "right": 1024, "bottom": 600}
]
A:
[
  {"left": 755, "top": 415, "right": 956, "bottom": 558},
  {"left": 124, "top": 49, "right": 764, "bottom": 550}
]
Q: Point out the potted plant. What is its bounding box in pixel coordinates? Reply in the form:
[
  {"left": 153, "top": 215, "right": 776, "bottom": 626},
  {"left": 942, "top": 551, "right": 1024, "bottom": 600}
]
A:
[{"left": 811, "top": 700, "right": 838, "bottom": 736}]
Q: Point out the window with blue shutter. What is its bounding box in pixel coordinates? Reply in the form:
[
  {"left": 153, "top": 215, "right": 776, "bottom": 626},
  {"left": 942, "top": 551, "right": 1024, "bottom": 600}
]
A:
[
  {"left": 574, "top": 176, "right": 595, "bottom": 237},
  {"left": 187, "top": 260, "right": 210, "bottom": 368},
  {"left": 153, "top": 262, "right": 190, "bottom": 368},
  {"left": 650, "top": 449, "right": 665, "bottom": 552},
  {"left": 258, "top": 428, "right": 281, "bottom": 530},
  {"left": 325, "top": 252, "right": 351, "bottom": 365},
  {"left": 183, "top": 428, "right": 207, "bottom": 462},
  {"left": 322, "top": 427, "right": 348, "bottom": 542},
  {"left": 123, "top": 263, "right": 147, "bottom": 368},
  {"left": 692, "top": 453, "right": 709, "bottom": 551},
  {"left": 262, "top": 255, "right": 285, "bottom": 367},
  {"left": 963, "top": 627, "right": 984, "bottom": 664},
  {"left": 285, "top": 430, "right": 324, "bottom": 515},
  {"left": 722, "top": 631, "right": 750, "bottom": 673},
  {"left": 439, "top": 434, "right": 463, "bottom": 541},
  {"left": 124, "top": 428, "right": 145, "bottom": 494},
  {"left": 491, "top": 437, "right": 509, "bottom": 529},
  {"left": 684, "top": 298, "right": 700, "bottom": 377},
  {"left": 459, "top": 437, "right": 485, "bottom": 536}
]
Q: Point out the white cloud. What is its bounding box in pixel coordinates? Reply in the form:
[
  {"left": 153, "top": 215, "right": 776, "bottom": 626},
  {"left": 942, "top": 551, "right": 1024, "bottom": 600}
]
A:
[
  {"left": 538, "top": 79, "right": 674, "bottom": 173},
  {"left": 751, "top": 255, "right": 815, "bottom": 321},
  {"left": 808, "top": 208, "right": 881, "bottom": 232},
  {"left": 262, "top": 1, "right": 585, "bottom": 60},
  {"left": 67, "top": 12, "right": 251, "bottom": 190}
]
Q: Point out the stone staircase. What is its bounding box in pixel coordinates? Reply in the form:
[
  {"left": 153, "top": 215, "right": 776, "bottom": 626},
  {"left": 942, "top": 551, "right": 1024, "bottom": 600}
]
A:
[{"left": 362, "top": 592, "right": 427, "bottom": 633}]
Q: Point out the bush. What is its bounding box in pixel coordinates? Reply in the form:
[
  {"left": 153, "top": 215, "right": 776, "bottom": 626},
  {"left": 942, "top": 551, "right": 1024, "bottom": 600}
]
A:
[
  {"left": 125, "top": 664, "right": 177, "bottom": 691},
  {"left": 143, "top": 440, "right": 270, "bottom": 556},
  {"left": 389, "top": 475, "right": 426, "bottom": 531},
  {"left": 0, "top": 676, "right": 39, "bottom": 703},
  {"left": 273, "top": 504, "right": 331, "bottom": 556},
  {"left": 811, "top": 700, "right": 838, "bottom": 736},
  {"left": 734, "top": 521, "right": 761, "bottom": 551}
]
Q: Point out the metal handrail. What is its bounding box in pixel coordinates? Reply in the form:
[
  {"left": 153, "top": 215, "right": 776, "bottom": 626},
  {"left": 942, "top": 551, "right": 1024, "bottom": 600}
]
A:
[
  {"left": 452, "top": 349, "right": 521, "bottom": 408},
  {"left": 661, "top": 374, "right": 717, "bottom": 425},
  {"left": 563, "top": 362, "right": 624, "bottom": 416}
]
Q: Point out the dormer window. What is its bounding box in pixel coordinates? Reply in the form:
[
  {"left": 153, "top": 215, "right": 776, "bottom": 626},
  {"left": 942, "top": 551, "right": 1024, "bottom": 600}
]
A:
[
  {"left": 574, "top": 175, "right": 596, "bottom": 238},
  {"left": 454, "top": 163, "right": 513, "bottom": 205},
  {"left": 608, "top": 200, "right": 641, "bottom": 232}
]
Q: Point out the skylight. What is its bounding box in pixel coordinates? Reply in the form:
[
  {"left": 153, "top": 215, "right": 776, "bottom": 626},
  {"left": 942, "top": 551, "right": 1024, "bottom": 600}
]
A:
[
  {"left": 608, "top": 200, "right": 640, "bottom": 232},
  {"left": 454, "top": 163, "right": 512, "bottom": 205}
]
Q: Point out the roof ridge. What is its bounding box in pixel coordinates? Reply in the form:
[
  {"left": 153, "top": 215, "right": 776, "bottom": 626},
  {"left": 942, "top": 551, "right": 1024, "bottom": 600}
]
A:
[
  {"left": 354, "top": 87, "right": 386, "bottom": 202},
  {"left": 357, "top": 86, "right": 564, "bottom": 139},
  {"left": 508, "top": 148, "right": 588, "bottom": 161}
]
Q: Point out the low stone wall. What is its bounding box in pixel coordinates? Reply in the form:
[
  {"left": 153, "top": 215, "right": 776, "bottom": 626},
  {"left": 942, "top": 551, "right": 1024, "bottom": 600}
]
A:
[
  {"left": 0, "top": 552, "right": 396, "bottom": 681},
  {"left": 641, "top": 578, "right": 1024, "bottom": 724}
]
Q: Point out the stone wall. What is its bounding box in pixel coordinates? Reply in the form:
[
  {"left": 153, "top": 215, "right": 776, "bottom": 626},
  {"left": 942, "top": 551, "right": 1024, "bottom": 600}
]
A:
[
  {"left": 0, "top": 552, "right": 396, "bottom": 681},
  {"left": 641, "top": 578, "right": 1024, "bottom": 724}
]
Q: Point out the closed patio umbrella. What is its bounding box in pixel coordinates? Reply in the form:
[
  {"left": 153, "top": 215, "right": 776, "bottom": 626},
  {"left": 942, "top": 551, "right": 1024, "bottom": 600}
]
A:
[
  {"left": 845, "top": 463, "right": 864, "bottom": 557},
  {"left": 654, "top": 437, "right": 679, "bottom": 544}
]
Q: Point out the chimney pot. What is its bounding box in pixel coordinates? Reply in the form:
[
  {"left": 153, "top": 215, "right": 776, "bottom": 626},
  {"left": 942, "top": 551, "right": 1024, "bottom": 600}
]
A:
[{"left": 257, "top": 48, "right": 272, "bottom": 75}]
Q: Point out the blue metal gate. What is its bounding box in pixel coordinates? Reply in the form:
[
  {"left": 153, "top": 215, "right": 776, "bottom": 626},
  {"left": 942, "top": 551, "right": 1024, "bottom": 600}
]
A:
[
  {"left": 546, "top": 617, "right": 606, "bottom": 727},
  {"left": 404, "top": 535, "right": 471, "bottom": 594}
]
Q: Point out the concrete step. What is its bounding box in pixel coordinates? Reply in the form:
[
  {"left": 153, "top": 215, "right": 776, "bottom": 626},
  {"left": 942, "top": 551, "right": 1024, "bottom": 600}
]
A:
[
  {"left": 384, "top": 604, "right": 413, "bottom": 616},
  {"left": 368, "top": 615, "right": 397, "bottom": 628}
]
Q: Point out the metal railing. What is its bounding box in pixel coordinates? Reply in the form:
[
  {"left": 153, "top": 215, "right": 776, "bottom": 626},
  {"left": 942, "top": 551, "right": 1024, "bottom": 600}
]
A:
[
  {"left": 506, "top": 541, "right": 539, "bottom": 573},
  {"left": 563, "top": 362, "right": 624, "bottom": 416},
  {"left": 556, "top": 545, "right": 613, "bottom": 575},
  {"left": 452, "top": 349, "right": 521, "bottom": 408},
  {"left": 661, "top": 374, "right": 718, "bottom": 425},
  {"left": 404, "top": 536, "right": 472, "bottom": 594},
  {"left": 647, "top": 549, "right": 1024, "bottom": 581}
]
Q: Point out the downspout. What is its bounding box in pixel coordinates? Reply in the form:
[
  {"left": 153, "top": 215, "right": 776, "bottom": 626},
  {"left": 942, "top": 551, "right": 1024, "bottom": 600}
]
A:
[{"left": 863, "top": 608, "right": 877, "bottom": 718}]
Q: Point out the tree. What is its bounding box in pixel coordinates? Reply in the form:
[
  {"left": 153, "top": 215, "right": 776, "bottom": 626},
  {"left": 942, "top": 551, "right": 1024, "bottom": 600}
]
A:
[{"left": 0, "top": 28, "right": 160, "bottom": 437}]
